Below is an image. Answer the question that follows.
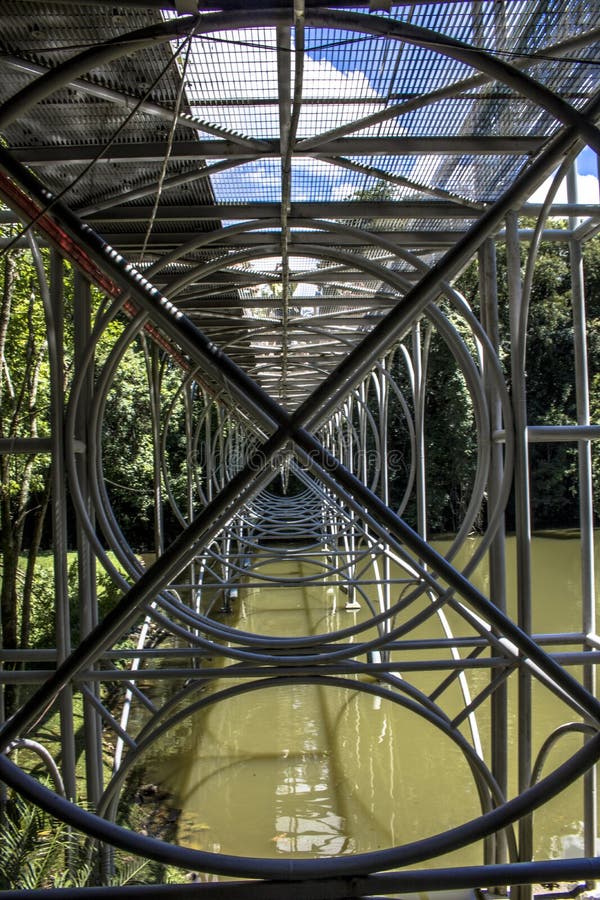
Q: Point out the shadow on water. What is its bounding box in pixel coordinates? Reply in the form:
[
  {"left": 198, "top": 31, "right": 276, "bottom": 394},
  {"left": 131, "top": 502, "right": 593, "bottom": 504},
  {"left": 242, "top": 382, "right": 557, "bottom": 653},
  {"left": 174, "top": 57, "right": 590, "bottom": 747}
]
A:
[{"left": 139, "top": 533, "right": 600, "bottom": 870}]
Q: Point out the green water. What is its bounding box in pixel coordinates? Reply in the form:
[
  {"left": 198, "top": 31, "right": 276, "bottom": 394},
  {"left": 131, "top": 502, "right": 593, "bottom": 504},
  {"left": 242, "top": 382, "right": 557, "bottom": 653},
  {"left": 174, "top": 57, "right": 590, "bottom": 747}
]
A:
[{"left": 145, "top": 534, "right": 599, "bottom": 871}]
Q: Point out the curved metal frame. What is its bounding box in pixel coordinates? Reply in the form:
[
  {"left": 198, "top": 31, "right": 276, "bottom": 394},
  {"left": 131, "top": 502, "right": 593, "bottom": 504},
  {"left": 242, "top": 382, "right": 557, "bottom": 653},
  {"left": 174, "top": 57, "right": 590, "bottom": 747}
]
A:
[{"left": 0, "top": 3, "right": 599, "bottom": 895}]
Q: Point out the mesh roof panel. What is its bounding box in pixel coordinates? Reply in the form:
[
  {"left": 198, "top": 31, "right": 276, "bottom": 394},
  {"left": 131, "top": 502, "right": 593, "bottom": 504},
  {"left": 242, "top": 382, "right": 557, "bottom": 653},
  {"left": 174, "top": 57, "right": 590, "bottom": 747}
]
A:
[
  {"left": 189, "top": 29, "right": 280, "bottom": 98},
  {"left": 211, "top": 159, "right": 282, "bottom": 203},
  {"left": 375, "top": 96, "right": 556, "bottom": 138}
]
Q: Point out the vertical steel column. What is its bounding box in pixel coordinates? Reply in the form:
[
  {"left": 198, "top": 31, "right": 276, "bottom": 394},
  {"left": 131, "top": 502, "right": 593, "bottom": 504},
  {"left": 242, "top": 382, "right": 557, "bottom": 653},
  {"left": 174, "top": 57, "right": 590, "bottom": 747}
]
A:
[
  {"left": 506, "top": 212, "right": 533, "bottom": 894},
  {"left": 333, "top": 409, "right": 345, "bottom": 558},
  {"left": 205, "top": 393, "right": 214, "bottom": 504},
  {"left": 567, "top": 165, "right": 597, "bottom": 859},
  {"left": 479, "top": 239, "right": 509, "bottom": 869},
  {"left": 378, "top": 360, "right": 391, "bottom": 626},
  {"left": 48, "top": 250, "right": 77, "bottom": 801},
  {"left": 345, "top": 394, "right": 358, "bottom": 606},
  {"left": 377, "top": 362, "right": 389, "bottom": 508},
  {"left": 73, "top": 270, "right": 103, "bottom": 808},
  {"left": 358, "top": 383, "right": 367, "bottom": 486},
  {"left": 149, "top": 343, "right": 165, "bottom": 557},
  {"left": 412, "top": 322, "right": 427, "bottom": 541},
  {"left": 184, "top": 380, "right": 197, "bottom": 609},
  {"left": 353, "top": 382, "right": 368, "bottom": 587},
  {"left": 216, "top": 404, "right": 228, "bottom": 593}
]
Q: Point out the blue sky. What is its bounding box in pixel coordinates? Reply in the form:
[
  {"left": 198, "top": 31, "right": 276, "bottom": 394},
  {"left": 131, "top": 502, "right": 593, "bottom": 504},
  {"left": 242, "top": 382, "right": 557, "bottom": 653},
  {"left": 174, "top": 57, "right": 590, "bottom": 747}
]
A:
[
  {"left": 529, "top": 149, "right": 599, "bottom": 205},
  {"left": 578, "top": 147, "right": 598, "bottom": 177}
]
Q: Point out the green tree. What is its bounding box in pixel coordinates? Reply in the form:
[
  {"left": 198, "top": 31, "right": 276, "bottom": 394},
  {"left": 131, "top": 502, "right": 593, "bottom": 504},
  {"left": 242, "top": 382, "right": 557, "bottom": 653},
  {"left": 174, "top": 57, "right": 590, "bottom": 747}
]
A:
[
  {"left": 453, "top": 230, "right": 600, "bottom": 531},
  {"left": 0, "top": 249, "right": 52, "bottom": 674},
  {"left": 424, "top": 318, "right": 479, "bottom": 534},
  {"left": 100, "top": 339, "right": 157, "bottom": 548},
  {"left": 0, "top": 792, "right": 91, "bottom": 889}
]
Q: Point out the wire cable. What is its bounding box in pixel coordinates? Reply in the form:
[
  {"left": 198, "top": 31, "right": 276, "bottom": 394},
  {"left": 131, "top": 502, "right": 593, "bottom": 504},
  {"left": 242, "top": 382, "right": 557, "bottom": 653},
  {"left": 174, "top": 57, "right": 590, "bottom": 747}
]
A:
[
  {"left": 140, "top": 26, "right": 196, "bottom": 262},
  {"left": 0, "top": 33, "right": 192, "bottom": 261}
]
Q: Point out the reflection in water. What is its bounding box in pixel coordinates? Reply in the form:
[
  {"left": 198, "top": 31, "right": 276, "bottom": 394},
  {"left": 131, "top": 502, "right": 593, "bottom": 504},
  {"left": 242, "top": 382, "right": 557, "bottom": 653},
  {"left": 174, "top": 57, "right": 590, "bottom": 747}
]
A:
[
  {"left": 146, "top": 536, "right": 600, "bottom": 868},
  {"left": 153, "top": 553, "right": 482, "bottom": 867},
  {"left": 164, "top": 685, "right": 362, "bottom": 859},
  {"left": 160, "top": 679, "right": 482, "bottom": 864}
]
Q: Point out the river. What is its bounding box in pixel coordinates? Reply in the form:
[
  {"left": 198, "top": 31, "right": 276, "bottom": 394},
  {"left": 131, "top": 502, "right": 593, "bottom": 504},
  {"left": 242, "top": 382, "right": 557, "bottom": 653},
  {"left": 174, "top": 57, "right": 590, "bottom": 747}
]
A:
[{"left": 142, "top": 533, "right": 598, "bottom": 873}]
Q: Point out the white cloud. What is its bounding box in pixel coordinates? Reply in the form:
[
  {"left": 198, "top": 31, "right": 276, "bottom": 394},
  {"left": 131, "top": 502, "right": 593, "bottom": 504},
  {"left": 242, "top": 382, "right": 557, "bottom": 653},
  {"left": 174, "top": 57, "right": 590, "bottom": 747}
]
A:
[
  {"left": 527, "top": 172, "right": 599, "bottom": 206},
  {"left": 247, "top": 168, "right": 280, "bottom": 186},
  {"left": 303, "top": 55, "right": 379, "bottom": 100},
  {"left": 292, "top": 156, "right": 338, "bottom": 174},
  {"left": 331, "top": 180, "right": 357, "bottom": 201},
  {"left": 190, "top": 28, "right": 279, "bottom": 101},
  {"left": 293, "top": 282, "right": 320, "bottom": 298},
  {"left": 185, "top": 28, "right": 382, "bottom": 141},
  {"left": 189, "top": 30, "right": 380, "bottom": 102}
]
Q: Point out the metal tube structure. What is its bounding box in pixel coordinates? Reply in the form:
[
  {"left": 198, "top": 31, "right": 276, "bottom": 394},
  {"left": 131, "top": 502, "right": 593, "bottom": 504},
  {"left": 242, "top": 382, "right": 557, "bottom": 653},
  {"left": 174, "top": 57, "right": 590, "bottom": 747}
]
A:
[
  {"left": 568, "top": 164, "right": 598, "bottom": 859},
  {"left": 0, "top": 4, "right": 599, "bottom": 895},
  {"left": 506, "top": 211, "right": 534, "bottom": 899},
  {"left": 37, "top": 244, "right": 77, "bottom": 801},
  {"left": 73, "top": 269, "right": 104, "bottom": 811},
  {"left": 1, "top": 148, "right": 600, "bottom": 880},
  {"left": 479, "top": 238, "right": 509, "bottom": 871}
]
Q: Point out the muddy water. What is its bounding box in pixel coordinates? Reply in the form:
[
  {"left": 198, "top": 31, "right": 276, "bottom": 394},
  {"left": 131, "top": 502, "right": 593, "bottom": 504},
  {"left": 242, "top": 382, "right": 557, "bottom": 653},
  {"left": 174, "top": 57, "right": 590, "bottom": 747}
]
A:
[{"left": 148, "top": 534, "right": 599, "bottom": 870}]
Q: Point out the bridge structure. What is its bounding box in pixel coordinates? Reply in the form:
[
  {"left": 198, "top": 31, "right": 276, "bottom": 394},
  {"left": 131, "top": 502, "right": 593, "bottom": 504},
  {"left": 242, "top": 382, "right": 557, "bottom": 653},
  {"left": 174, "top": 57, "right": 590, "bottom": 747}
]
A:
[{"left": 0, "top": 0, "right": 600, "bottom": 896}]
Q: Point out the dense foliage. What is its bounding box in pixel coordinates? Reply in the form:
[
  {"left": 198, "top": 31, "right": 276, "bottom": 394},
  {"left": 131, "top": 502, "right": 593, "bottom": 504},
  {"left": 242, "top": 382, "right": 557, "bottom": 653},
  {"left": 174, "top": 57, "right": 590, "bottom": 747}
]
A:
[
  {"left": 0, "top": 249, "right": 189, "bottom": 680},
  {"left": 0, "top": 786, "right": 182, "bottom": 888},
  {"left": 465, "top": 232, "right": 600, "bottom": 532},
  {"left": 378, "top": 232, "right": 600, "bottom": 535}
]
